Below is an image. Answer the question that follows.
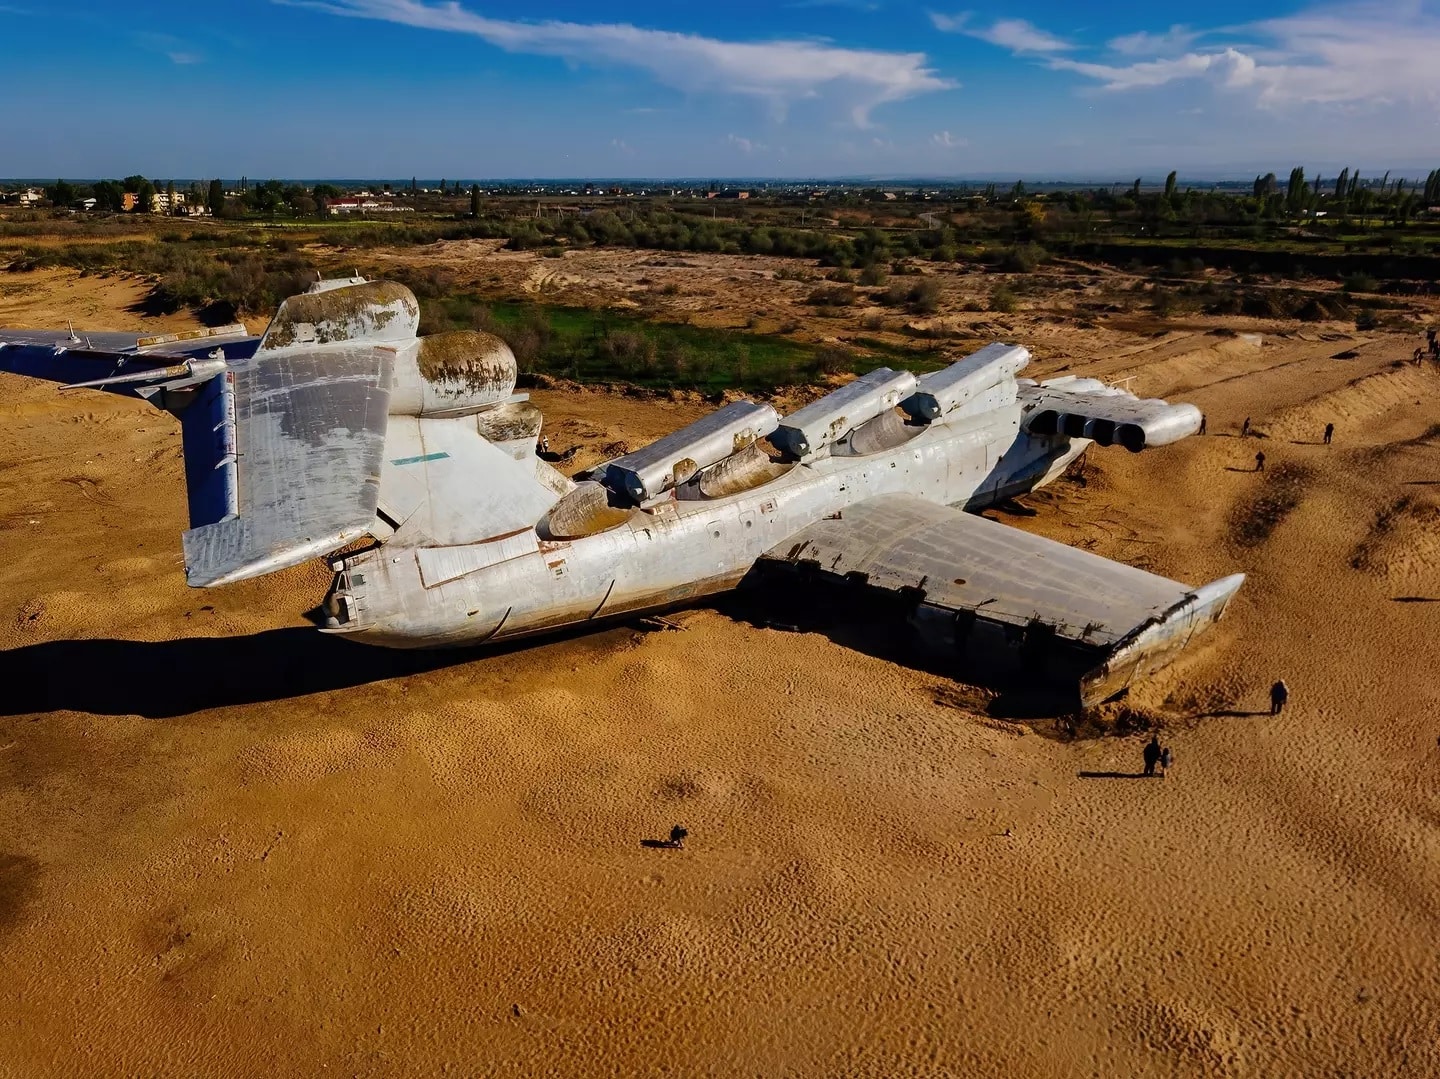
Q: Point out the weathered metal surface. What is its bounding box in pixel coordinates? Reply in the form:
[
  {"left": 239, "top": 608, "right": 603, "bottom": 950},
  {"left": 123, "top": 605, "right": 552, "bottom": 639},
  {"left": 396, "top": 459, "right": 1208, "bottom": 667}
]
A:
[
  {"left": 1079, "top": 573, "right": 1244, "bottom": 704},
  {"left": 1021, "top": 378, "right": 1202, "bottom": 451},
  {"left": 181, "top": 345, "right": 394, "bottom": 587},
  {"left": 416, "top": 530, "right": 540, "bottom": 588},
  {"left": 543, "top": 481, "right": 636, "bottom": 539},
  {"left": 1, "top": 276, "right": 1239, "bottom": 701},
  {"left": 902, "top": 343, "right": 1029, "bottom": 421},
  {"left": 378, "top": 414, "right": 560, "bottom": 546},
  {"left": 604, "top": 400, "right": 779, "bottom": 503},
  {"left": 179, "top": 370, "right": 239, "bottom": 528},
  {"left": 680, "top": 442, "right": 793, "bottom": 500},
  {"left": 0, "top": 328, "right": 258, "bottom": 397},
  {"left": 257, "top": 280, "right": 419, "bottom": 352},
  {"left": 388, "top": 330, "right": 518, "bottom": 417},
  {"left": 771, "top": 367, "right": 917, "bottom": 459},
  {"left": 833, "top": 407, "right": 926, "bottom": 457},
  {"left": 474, "top": 400, "right": 544, "bottom": 461},
  {"left": 763, "top": 494, "right": 1209, "bottom": 646},
  {"left": 758, "top": 493, "right": 1243, "bottom": 703}
]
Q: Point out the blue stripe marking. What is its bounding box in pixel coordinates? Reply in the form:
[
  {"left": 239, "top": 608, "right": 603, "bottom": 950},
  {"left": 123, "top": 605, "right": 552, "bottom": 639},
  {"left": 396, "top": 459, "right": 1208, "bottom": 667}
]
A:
[{"left": 390, "top": 451, "right": 450, "bottom": 466}]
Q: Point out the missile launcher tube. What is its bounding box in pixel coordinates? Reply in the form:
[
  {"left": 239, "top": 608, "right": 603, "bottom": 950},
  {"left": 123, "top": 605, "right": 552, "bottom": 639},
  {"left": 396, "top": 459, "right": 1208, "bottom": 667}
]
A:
[
  {"left": 771, "top": 368, "right": 917, "bottom": 459},
  {"left": 604, "top": 400, "right": 780, "bottom": 503},
  {"left": 901, "top": 343, "right": 1030, "bottom": 421}
]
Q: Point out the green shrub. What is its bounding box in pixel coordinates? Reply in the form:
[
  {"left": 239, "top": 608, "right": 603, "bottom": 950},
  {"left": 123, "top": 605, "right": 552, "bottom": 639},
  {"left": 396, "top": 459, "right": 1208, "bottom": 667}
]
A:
[{"left": 989, "top": 286, "right": 1017, "bottom": 313}]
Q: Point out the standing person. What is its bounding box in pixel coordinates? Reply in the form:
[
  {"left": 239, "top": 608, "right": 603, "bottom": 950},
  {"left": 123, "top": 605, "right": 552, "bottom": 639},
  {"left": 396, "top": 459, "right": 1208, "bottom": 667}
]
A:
[
  {"left": 1255, "top": 450, "right": 1266, "bottom": 472},
  {"left": 1241, "top": 416, "right": 1251, "bottom": 438},
  {"left": 1198, "top": 414, "right": 1207, "bottom": 435},
  {"left": 540, "top": 435, "right": 550, "bottom": 454},
  {"left": 1160, "top": 746, "right": 1173, "bottom": 778},
  {"left": 1323, "top": 422, "right": 1334, "bottom": 445},
  {"left": 1270, "top": 679, "right": 1289, "bottom": 716},
  {"left": 1142, "top": 734, "right": 1162, "bottom": 777}
]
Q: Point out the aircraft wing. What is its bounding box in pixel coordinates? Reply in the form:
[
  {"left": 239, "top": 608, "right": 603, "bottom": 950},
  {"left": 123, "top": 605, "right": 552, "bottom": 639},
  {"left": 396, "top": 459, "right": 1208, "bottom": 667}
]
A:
[
  {"left": 757, "top": 493, "right": 1242, "bottom": 706},
  {"left": 180, "top": 345, "right": 395, "bottom": 587},
  {"left": 0, "top": 325, "right": 254, "bottom": 396}
]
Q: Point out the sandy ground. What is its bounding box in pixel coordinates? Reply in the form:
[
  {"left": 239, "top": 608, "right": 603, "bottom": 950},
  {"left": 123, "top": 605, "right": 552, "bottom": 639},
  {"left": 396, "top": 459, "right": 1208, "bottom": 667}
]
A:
[{"left": 1, "top": 269, "right": 1439, "bottom": 1076}]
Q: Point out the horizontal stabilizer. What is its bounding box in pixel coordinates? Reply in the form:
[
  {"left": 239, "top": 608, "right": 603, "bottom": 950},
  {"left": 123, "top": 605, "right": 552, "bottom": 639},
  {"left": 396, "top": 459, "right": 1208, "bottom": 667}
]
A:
[{"left": 181, "top": 346, "right": 394, "bottom": 587}]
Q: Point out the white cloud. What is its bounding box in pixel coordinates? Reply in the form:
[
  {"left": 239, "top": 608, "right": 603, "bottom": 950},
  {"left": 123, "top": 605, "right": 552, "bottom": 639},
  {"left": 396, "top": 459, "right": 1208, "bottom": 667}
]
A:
[
  {"left": 1050, "top": 5, "right": 1440, "bottom": 109},
  {"left": 931, "top": 12, "right": 1072, "bottom": 53},
  {"left": 1049, "top": 49, "right": 1245, "bottom": 91},
  {"left": 928, "top": 11, "right": 970, "bottom": 33},
  {"left": 727, "top": 133, "right": 766, "bottom": 154},
  {"left": 930, "top": 130, "right": 966, "bottom": 148},
  {"left": 168, "top": 51, "right": 203, "bottom": 64},
  {"left": 291, "top": 0, "right": 954, "bottom": 124},
  {"left": 610, "top": 138, "right": 633, "bottom": 154},
  {"left": 1107, "top": 25, "right": 1201, "bottom": 56}
]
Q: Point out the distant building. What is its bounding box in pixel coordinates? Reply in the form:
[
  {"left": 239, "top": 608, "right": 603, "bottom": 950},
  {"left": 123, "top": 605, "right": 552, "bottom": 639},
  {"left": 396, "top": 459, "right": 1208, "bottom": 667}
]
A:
[
  {"left": 16, "top": 188, "right": 42, "bottom": 207},
  {"left": 153, "top": 191, "right": 186, "bottom": 212},
  {"left": 75, "top": 198, "right": 97, "bottom": 211},
  {"left": 327, "top": 198, "right": 414, "bottom": 215}
]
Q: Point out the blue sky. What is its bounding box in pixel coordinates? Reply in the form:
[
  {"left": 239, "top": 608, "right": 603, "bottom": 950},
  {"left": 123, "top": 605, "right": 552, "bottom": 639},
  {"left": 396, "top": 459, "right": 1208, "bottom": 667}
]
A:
[{"left": 2, "top": 0, "right": 1438, "bottom": 179}]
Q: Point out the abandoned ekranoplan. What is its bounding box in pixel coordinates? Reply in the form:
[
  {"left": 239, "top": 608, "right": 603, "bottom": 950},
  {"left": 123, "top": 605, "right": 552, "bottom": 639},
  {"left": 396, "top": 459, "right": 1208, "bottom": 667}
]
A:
[{"left": 0, "top": 278, "right": 1242, "bottom": 706}]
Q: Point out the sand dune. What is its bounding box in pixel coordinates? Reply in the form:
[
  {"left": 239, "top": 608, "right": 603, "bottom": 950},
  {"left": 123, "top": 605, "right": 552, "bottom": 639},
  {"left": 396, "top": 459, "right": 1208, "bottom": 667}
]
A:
[{"left": 2, "top": 272, "right": 1438, "bottom": 1076}]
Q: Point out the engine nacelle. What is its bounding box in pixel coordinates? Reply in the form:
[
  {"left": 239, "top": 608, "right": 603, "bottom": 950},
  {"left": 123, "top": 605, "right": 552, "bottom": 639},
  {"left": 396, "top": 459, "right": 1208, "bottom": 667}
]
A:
[
  {"left": 1020, "top": 379, "right": 1202, "bottom": 452},
  {"left": 389, "top": 330, "right": 518, "bottom": 418}
]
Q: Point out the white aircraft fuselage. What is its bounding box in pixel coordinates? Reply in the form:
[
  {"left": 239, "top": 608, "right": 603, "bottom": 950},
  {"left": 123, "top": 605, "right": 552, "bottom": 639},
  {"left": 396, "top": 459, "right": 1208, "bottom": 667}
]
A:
[{"left": 327, "top": 404, "right": 1082, "bottom": 647}]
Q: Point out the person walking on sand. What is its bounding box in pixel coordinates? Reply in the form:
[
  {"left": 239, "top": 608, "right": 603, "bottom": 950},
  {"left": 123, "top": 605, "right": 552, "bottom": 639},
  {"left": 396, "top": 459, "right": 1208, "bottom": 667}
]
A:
[
  {"left": 1241, "top": 416, "right": 1251, "bottom": 438},
  {"left": 1255, "top": 450, "right": 1266, "bottom": 472},
  {"left": 1160, "top": 746, "right": 1173, "bottom": 778},
  {"left": 1142, "top": 734, "right": 1162, "bottom": 777},
  {"left": 1323, "top": 422, "right": 1334, "bottom": 445},
  {"left": 1270, "top": 679, "right": 1289, "bottom": 716},
  {"left": 1198, "top": 414, "right": 1207, "bottom": 435}
]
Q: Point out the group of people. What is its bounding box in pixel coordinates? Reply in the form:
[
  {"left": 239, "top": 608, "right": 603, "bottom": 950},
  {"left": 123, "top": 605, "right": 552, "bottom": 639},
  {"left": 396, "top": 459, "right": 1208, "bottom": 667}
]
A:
[
  {"left": 1140, "top": 680, "right": 1289, "bottom": 777},
  {"left": 1141, "top": 735, "right": 1173, "bottom": 778},
  {"left": 1236, "top": 416, "right": 1333, "bottom": 472}
]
